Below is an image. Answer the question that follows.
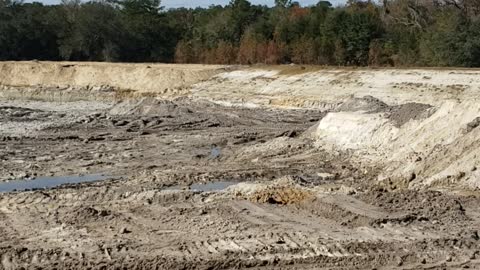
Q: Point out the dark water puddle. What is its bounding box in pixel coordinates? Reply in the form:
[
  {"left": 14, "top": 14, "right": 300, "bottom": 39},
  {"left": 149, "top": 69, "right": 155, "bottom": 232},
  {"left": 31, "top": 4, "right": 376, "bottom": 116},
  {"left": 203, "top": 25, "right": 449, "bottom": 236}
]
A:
[
  {"left": 166, "top": 181, "right": 237, "bottom": 192},
  {"left": 0, "top": 174, "right": 110, "bottom": 193}
]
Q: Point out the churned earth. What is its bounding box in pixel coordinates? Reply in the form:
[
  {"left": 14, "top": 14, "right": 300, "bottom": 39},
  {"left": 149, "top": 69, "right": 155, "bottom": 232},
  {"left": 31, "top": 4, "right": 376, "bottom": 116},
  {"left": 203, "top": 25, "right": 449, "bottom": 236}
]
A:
[{"left": 0, "top": 62, "right": 479, "bottom": 269}]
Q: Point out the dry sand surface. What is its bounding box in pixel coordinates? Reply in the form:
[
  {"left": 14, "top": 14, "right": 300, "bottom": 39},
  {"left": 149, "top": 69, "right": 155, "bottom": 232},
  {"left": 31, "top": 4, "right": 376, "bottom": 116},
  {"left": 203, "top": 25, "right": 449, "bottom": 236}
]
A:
[
  {"left": 0, "top": 62, "right": 479, "bottom": 269},
  {"left": 0, "top": 61, "right": 226, "bottom": 95}
]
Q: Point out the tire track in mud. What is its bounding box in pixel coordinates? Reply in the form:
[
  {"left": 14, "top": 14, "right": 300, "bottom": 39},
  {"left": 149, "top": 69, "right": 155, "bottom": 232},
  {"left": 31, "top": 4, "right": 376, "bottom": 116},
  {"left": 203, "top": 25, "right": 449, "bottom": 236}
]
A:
[
  {"left": 181, "top": 232, "right": 355, "bottom": 260},
  {"left": 170, "top": 198, "right": 479, "bottom": 266},
  {"left": 0, "top": 187, "right": 195, "bottom": 214},
  {"left": 165, "top": 232, "right": 480, "bottom": 268},
  {"left": 1, "top": 187, "right": 479, "bottom": 269}
]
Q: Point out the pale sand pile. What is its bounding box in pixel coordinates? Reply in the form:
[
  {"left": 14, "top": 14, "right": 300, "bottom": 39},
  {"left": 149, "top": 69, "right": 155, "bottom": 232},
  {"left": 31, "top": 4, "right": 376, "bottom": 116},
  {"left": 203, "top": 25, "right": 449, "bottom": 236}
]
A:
[{"left": 0, "top": 61, "right": 226, "bottom": 93}]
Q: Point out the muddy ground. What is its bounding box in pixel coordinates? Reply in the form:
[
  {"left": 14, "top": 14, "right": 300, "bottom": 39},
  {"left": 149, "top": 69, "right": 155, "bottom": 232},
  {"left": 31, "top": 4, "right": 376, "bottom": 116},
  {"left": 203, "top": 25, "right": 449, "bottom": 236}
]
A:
[{"left": 0, "top": 97, "right": 479, "bottom": 270}]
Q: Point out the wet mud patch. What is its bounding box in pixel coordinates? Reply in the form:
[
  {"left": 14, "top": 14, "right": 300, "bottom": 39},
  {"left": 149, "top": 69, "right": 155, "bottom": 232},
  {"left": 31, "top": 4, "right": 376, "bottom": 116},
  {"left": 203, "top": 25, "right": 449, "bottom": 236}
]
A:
[
  {"left": 0, "top": 174, "right": 110, "bottom": 193},
  {"left": 0, "top": 98, "right": 327, "bottom": 184}
]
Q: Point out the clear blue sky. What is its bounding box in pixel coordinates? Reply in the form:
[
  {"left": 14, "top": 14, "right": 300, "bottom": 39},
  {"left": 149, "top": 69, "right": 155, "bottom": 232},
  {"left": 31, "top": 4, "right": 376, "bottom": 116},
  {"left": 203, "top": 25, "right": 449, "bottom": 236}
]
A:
[{"left": 33, "top": 0, "right": 346, "bottom": 8}]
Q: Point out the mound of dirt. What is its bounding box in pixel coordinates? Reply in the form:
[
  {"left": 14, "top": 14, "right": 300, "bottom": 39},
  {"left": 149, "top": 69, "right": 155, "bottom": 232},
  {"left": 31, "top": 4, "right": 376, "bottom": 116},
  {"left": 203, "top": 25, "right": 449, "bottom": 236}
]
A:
[
  {"left": 336, "top": 96, "right": 434, "bottom": 127},
  {"left": 383, "top": 102, "right": 434, "bottom": 127},
  {"left": 0, "top": 61, "right": 226, "bottom": 94},
  {"left": 336, "top": 95, "right": 388, "bottom": 112},
  {"left": 249, "top": 186, "right": 313, "bottom": 205},
  {"left": 229, "top": 177, "right": 314, "bottom": 205},
  {"left": 466, "top": 117, "right": 480, "bottom": 132},
  {"left": 314, "top": 98, "right": 480, "bottom": 189}
]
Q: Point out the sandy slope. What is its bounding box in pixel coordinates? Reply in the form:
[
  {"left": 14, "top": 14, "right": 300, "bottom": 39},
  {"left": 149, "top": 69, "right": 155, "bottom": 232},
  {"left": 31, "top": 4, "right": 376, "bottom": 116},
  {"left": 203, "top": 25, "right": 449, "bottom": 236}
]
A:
[
  {"left": 0, "top": 61, "right": 226, "bottom": 93},
  {"left": 191, "top": 67, "right": 480, "bottom": 107},
  {"left": 190, "top": 66, "right": 480, "bottom": 190}
]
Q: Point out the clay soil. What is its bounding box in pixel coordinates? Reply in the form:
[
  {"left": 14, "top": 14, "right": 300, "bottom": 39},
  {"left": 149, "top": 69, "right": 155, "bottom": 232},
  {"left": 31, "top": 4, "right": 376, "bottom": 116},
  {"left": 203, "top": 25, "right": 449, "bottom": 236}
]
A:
[{"left": 0, "top": 97, "right": 479, "bottom": 270}]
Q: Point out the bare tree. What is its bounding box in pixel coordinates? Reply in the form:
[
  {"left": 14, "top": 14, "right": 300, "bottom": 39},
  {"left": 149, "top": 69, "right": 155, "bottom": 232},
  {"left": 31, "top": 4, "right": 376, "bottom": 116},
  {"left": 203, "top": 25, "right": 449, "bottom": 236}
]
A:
[
  {"left": 437, "top": 0, "right": 480, "bottom": 16},
  {"left": 382, "top": 0, "right": 430, "bottom": 31}
]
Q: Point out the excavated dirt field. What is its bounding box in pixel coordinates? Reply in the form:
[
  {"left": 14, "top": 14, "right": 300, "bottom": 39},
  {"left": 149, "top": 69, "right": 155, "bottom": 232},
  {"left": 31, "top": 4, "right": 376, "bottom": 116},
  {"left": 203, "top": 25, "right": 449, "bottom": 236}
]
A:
[{"left": 0, "top": 62, "right": 479, "bottom": 270}]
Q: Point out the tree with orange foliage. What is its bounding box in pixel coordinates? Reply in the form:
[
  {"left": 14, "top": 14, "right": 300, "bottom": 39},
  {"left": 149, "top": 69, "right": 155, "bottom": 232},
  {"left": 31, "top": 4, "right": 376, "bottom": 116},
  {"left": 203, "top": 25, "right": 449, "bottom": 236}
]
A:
[
  {"left": 215, "top": 41, "right": 238, "bottom": 64},
  {"left": 289, "top": 4, "right": 311, "bottom": 20},
  {"left": 265, "top": 40, "right": 287, "bottom": 64},
  {"left": 237, "top": 29, "right": 259, "bottom": 64},
  {"left": 174, "top": 41, "right": 194, "bottom": 63}
]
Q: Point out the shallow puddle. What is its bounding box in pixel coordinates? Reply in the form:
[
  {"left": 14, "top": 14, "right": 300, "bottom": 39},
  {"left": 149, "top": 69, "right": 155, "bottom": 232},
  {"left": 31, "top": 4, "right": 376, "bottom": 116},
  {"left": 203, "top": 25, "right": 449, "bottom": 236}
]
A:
[
  {"left": 166, "top": 181, "right": 237, "bottom": 192},
  {"left": 0, "top": 174, "right": 110, "bottom": 193},
  {"left": 210, "top": 147, "right": 221, "bottom": 159}
]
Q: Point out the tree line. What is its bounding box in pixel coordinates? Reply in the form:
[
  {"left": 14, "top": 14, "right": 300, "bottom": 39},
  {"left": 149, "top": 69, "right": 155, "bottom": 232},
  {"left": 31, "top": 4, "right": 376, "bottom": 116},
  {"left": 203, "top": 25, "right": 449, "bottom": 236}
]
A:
[{"left": 1, "top": 0, "right": 480, "bottom": 66}]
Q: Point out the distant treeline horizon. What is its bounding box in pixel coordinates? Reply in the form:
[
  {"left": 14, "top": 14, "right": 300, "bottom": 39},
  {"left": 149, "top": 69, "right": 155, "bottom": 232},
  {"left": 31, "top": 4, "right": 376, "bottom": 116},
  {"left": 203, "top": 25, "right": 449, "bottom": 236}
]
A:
[{"left": 1, "top": 0, "right": 479, "bottom": 67}]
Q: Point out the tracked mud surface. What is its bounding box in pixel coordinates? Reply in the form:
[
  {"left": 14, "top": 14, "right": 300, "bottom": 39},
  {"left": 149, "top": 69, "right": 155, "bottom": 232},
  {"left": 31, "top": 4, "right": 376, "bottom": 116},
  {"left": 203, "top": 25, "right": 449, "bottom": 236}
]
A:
[
  {"left": 0, "top": 98, "right": 329, "bottom": 184},
  {"left": 0, "top": 95, "right": 479, "bottom": 269}
]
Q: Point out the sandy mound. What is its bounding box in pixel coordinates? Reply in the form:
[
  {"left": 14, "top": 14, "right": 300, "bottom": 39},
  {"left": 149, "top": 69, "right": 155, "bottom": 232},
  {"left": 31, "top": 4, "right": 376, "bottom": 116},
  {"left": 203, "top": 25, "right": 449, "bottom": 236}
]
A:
[
  {"left": 228, "top": 177, "right": 314, "bottom": 205},
  {"left": 313, "top": 99, "right": 480, "bottom": 189},
  {"left": 0, "top": 61, "right": 226, "bottom": 94}
]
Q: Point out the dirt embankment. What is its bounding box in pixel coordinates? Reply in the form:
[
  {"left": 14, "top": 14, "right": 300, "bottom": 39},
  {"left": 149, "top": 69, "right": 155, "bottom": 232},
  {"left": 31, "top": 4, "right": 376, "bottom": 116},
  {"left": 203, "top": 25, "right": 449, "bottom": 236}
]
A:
[
  {"left": 0, "top": 61, "right": 227, "bottom": 100},
  {"left": 191, "top": 67, "right": 480, "bottom": 108},
  {"left": 190, "top": 67, "right": 480, "bottom": 190}
]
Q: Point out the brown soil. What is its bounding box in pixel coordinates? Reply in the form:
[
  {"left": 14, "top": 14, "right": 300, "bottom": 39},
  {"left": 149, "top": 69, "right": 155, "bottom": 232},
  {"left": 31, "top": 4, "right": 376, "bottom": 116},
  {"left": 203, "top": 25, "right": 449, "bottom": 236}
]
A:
[
  {"left": 1, "top": 63, "right": 480, "bottom": 270},
  {"left": 0, "top": 96, "right": 478, "bottom": 270}
]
